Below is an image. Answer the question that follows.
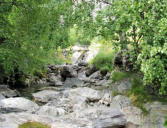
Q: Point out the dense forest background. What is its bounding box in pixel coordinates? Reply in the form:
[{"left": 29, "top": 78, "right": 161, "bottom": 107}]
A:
[{"left": 0, "top": 0, "right": 167, "bottom": 97}]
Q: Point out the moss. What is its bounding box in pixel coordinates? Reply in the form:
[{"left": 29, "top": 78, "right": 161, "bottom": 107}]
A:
[
  {"left": 19, "top": 122, "right": 51, "bottom": 128},
  {"left": 111, "top": 71, "right": 131, "bottom": 83}
]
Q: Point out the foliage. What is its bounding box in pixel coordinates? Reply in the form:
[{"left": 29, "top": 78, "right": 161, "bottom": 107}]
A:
[
  {"left": 127, "top": 78, "right": 151, "bottom": 114},
  {"left": 0, "top": 0, "right": 76, "bottom": 84},
  {"left": 111, "top": 71, "right": 131, "bottom": 83},
  {"left": 91, "top": 46, "right": 115, "bottom": 72},
  {"left": 75, "top": 0, "right": 167, "bottom": 95},
  {"left": 19, "top": 122, "right": 50, "bottom": 128},
  {"left": 164, "top": 116, "right": 167, "bottom": 128}
]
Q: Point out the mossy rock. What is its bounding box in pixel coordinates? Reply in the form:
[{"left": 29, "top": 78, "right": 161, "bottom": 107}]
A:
[{"left": 19, "top": 122, "right": 51, "bottom": 128}]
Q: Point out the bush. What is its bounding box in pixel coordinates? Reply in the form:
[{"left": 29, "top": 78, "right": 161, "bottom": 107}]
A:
[
  {"left": 91, "top": 48, "right": 115, "bottom": 72},
  {"left": 111, "top": 71, "right": 131, "bottom": 83},
  {"left": 19, "top": 122, "right": 50, "bottom": 128}
]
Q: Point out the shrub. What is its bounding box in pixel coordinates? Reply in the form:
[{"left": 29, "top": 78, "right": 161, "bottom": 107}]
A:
[
  {"left": 91, "top": 48, "right": 115, "bottom": 72},
  {"left": 111, "top": 71, "right": 131, "bottom": 83},
  {"left": 19, "top": 122, "right": 50, "bottom": 128}
]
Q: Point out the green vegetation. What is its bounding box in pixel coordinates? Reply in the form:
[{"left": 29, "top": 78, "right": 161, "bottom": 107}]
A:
[
  {"left": 19, "top": 122, "right": 50, "bottom": 128},
  {"left": 126, "top": 78, "right": 151, "bottom": 115},
  {"left": 164, "top": 116, "right": 167, "bottom": 128},
  {"left": 111, "top": 71, "right": 131, "bottom": 83},
  {"left": 90, "top": 46, "right": 115, "bottom": 72},
  {"left": 1, "top": 0, "right": 167, "bottom": 97}
]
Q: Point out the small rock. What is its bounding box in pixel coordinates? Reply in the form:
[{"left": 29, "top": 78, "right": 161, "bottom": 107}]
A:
[
  {"left": 37, "top": 105, "right": 66, "bottom": 117},
  {"left": 85, "top": 64, "right": 98, "bottom": 77},
  {"left": 32, "top": 90, "right": 61, "bottom": 103},
  {"left": 64, "top": 78, "right": 84, "bottom": 88}
]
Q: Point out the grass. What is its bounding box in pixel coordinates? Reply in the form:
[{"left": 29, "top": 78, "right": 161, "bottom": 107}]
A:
[
  {"left": 110, "top": 71, "right": 131, "bottom": 83},
  {"left": 164, "top": 116, "right": 167, "bottom": 128},
  {"left": 126, "top": 77, "right": 151, "bottom": 115},
  {"left": 19, "top": 122, "right": 51, "bottom": 128},
  {"left": 90, "top": 48, "right": 115, "bottom": 72}
]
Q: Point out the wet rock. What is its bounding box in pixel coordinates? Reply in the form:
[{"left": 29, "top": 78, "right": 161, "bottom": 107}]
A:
[
  {"left": 0, "top": 97, "right": 39, "bottom": 113},
  {"left": 32, "top": 90, "right": 61, "bottom": 103}
]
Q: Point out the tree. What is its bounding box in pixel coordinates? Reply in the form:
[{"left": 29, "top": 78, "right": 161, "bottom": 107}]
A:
[
  {"left": 0, "top": 0, "right": 75, "bottom": 84},
  {"left": 75, "top": 0, "right": 167, "bottom": 95}
]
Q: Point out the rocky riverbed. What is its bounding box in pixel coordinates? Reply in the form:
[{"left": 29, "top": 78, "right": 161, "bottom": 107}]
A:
[{"left": 0, "top": 46, "right": 167, "bottom": 128}]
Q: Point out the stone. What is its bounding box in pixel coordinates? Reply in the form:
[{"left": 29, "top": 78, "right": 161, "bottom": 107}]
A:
[
  {"left": 0, "top": 94, "right": 5, "bottom": 100},
  {"left": 37, "top": 105, "right": 66, "bottom": 117},
  {"left": 60, "top": 65, "right": 77, "bottom": 81},
  {"left": 0, "top": 97, "right": 39, "bottom": 113},
  {"left": 64, "top": 78, "right": 84, "bottom": 88},
  {"left": 71, "top": 51, "right": 83, "bottom": 64},
  {"left": 112, "top": 79, "right": 132, "bottom": 94},
  {"left": 32, "top": 90, "right": 61, "bottom": 103},
  {"left": 48, "top": 73, "right": 63, "bottom": 86},
  {"left": 122, "top": 106, "right": 142, "bottom": 127},
  {"left": 89, "top": 71, "right": 102, "bottom": 79},
  {"left": 78, "top": 61, "right": 88, "bottom": 67},
  {"left": 85, "top": 64, "right": 98, "bottom": 77},
  {"left": 0, "top": 84, "right": 20, "bottom": 98},
  {"left": 68, "top": 87, "right": 102, "bottom": 102},
  {"left": 112, "top": 95, "right": 131, "bottom": 109}
]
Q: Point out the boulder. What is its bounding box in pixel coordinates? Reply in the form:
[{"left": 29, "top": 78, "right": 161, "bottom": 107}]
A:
[
  {"left": 93, "top": 109, "right": 126, "bottom": 128},
  {"left": 0, "top": 97, "right": 39, "bottom": 113},
  {"left": 68, "top": 87, "right": 103, "bottom": 102},
  {"left": 32, "top": 90, "right": 61, "bottom": 103}
]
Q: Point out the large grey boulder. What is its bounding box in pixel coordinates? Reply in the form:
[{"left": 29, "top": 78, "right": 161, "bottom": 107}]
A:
[
  {"left": 0, "top": 97, "right": 39, "bottom": 113},
  {"left": 68, "top": 87, "right": 103, "bottom": 102},
  {"left": 32, "top": 90, "right": 61, "bottom": 103},
  {"left": 93, "top": 109, "right": 126, "bottom": 128}
]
